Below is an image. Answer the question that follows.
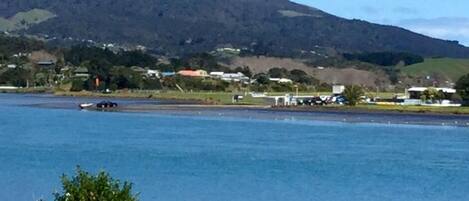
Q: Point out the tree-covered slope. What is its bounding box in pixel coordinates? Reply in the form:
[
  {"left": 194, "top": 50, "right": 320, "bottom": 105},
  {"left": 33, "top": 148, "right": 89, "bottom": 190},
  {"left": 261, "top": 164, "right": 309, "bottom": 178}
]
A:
[{"left": 0, "top": 0, "right": 468, "bottom": 57}]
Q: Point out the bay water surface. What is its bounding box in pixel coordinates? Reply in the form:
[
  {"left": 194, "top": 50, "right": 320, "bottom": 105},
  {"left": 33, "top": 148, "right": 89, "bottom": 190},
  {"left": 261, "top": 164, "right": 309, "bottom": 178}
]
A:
[{"left": 1, "top": 94, "right": 469, "bottom": 201}]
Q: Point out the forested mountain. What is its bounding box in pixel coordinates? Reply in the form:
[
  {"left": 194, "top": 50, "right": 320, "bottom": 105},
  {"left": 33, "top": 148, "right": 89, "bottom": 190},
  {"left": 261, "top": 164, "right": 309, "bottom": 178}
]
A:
[{"left": 1, "top": 0, "right": 468, "bottom": 57}]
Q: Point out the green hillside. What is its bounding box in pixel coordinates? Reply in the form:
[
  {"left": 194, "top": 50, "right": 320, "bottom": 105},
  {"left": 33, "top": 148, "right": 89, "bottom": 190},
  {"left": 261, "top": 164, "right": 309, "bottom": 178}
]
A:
[
  {"left": 0, "top": 9, "right": 56, "bottom": 32},
  {"left": 401, "top": 58, "right": 469, "bottom": 82}
]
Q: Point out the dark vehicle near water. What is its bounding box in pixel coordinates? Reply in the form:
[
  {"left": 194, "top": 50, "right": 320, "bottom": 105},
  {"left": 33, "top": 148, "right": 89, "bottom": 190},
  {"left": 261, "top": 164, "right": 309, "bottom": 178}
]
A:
[{"left": 96, "top": 101, "right": 118, "bottom": 108}]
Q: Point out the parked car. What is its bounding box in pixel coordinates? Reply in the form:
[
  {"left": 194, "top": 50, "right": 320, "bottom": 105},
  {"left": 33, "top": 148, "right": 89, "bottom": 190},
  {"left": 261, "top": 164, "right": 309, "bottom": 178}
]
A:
[
  {"left": 96, "top": 101, "right": 118, "bottom": 108},
  {"left": 311, "top": 97, "right": 327, "bottom": 105}
]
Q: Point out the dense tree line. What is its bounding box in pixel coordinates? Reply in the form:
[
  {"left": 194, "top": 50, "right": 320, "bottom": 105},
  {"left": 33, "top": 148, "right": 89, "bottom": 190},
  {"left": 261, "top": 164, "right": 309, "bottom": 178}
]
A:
[
  {"left": 0, "top": 68, "right": 31, "bottom": 87},
  {"left": 0, "top": 35, "right": 45, "bottom": 58},
  {"left": 343, "top": 52, "right": 424, "bottom": 66},
  {"left": 65, "top": 45, "right": 157, "bottom": 67}
]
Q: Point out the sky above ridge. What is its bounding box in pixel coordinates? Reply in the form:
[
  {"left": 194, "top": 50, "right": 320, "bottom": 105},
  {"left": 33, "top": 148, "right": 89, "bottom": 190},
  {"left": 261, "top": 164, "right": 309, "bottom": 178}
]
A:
[{"left": 293, "top": 0, "right": 469, "bottom": 46}]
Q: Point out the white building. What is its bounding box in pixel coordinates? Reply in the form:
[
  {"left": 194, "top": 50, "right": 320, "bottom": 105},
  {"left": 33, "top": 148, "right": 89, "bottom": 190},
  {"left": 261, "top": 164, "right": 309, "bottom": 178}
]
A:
[
  {"left": 407, "top": 87, "right": 456, "bottom": 99},
  {"left": 210, "top": 72, "right": 249, "bottom": 83},
  {"left": 221, "top": 72, "right": 249, "bottom": 82},
  {"left": 405, "top": 87, "right": 460, "bottom": 107},
  {"left": 269, "top": 78, "right": 293, "bottom": 84},
  {"left": 210, "top": 72, "right": 224, "bottom": 78},
  {"left": 333, "top": 85, "right": 345, "bottom": 95},
  {"left": 146, "top": 69, "right": 160, "bottom": 78}
]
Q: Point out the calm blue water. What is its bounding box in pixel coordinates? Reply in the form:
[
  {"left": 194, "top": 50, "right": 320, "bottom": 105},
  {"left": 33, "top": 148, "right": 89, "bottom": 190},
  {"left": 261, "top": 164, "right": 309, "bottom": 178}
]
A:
[{"left": 1, "top": 94, "right": 469, "bottom": 201}]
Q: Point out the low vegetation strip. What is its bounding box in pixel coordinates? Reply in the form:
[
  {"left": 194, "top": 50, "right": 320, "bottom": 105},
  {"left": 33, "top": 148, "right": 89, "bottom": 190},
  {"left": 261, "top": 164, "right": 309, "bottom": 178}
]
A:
[{"left": 55, "top": 91, "right": 268, "bottom": 105}]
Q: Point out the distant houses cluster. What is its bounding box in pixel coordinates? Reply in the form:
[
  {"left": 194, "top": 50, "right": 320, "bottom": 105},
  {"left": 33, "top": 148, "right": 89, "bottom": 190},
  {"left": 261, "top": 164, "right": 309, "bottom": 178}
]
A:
[{"left": 69, "top": 67, "right": 294, "bottom": 85}]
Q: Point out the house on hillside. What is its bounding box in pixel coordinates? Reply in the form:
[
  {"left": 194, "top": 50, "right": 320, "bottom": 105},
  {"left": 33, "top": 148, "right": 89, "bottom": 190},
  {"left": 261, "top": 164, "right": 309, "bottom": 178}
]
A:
[
  {"left": 36, "top": 60, "right": 55, "bottom": 68},
  {"left": 73, "top": 67, "right": 90, "bottom": 79},
  {"left": 131, "top": 66, "right": 147, "bottom": 75},
  {"left": 210, "top": 72, "right": 224, "bottom": 78},
  {"left": 146, "top": 69, "right": 160, "bottom": 78},
  {"left": 178, "top": 69, "right": 208, "bottom": 77},
  {"left": 221, "top": 72, "right": 249, "bottom": 83}
]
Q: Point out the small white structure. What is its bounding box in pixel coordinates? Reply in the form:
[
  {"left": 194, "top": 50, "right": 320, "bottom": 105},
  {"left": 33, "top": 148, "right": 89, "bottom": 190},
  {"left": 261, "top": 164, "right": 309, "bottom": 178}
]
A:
[
  {"left": 146, "top": 69, "right": 160, "bottom": 78},
  {"left": 210, "top": 72, "right": 249, "bottom": 83},
  {"left": 333, "top": 85, "right": 345, "bottom": 95},
  {"left": 0, "top": 86, "right": 19, "bottom": 90},
  {"left": 7, "top": 64, "right": 17, "bottom": 69},
  {"left": 269, "top": 78, "right": 293, "bottom": 84},
  {"left": 221, "top": 72, "right": 249, "bottom": 82},
  {"left": 210, "top": 72, "right": 224, "bottom": 78}
]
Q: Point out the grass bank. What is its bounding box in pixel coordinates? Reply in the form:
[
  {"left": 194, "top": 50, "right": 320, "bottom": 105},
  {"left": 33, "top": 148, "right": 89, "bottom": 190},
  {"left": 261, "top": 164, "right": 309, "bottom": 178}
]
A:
[
  {"left": 355, "top": 104, "right": 469, "bottom": 115},
  {"left": 54, "top": 90, "right": 268, "bottom": 105},
  {"left": 276, "top": 104, "right": 469, "bottom": 115},
  {"left": 401, "top": 58, "right": 469, "bottom": 81},
  {"left": 1, "top": 87, "right": 52, "bottom": 94}
]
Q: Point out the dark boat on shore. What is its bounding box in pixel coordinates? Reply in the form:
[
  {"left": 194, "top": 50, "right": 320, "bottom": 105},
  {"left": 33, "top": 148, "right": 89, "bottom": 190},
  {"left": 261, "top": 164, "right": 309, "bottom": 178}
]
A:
[{"left": 96, "top": 101, "right": 118, "bottom": 108}]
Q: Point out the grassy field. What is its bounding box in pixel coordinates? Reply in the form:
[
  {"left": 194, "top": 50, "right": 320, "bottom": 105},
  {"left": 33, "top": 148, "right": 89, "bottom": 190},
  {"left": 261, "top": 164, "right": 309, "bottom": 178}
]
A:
[
  {"left": 0, "top": 9, "right": 56, "bottom": 31},
  {"left": 354, "top": 104, "right": 469, "bottom": 115},
  {"left": 401, "top": 58, "right": 469, "bottom": 82},
  {"left": 55, "top": 91, "right": 269, "bottom": 105},
  {"left": 56, "top": 90, "right": 402, "bottom": 105}
]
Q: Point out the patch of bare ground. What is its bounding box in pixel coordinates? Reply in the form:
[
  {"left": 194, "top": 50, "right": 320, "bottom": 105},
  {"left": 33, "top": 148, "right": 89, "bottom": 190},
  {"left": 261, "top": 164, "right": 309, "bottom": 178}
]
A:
[
  {"left": 222, "top": 56, "right": 389, "bottom": 87},
  {"left": 222, "top": 56, "right": 315, "bottom": 74},
  {"left": 314, "top": 68, "right": 390, "bottom": 87}
]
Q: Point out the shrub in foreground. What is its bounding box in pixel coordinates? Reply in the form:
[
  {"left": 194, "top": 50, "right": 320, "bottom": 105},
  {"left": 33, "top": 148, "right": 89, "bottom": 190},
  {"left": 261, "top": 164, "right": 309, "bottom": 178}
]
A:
[
  {"left": 53, "top": 167, "right": 138, "bottom": 201},
  {"left": 343, "top": 85, "right": 364, "bottom": 106}
]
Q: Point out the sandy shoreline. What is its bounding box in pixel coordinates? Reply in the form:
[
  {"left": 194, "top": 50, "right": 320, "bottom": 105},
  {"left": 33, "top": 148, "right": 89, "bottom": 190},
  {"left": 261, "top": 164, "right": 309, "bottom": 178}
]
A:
[{"left": 5, "top": 92, "right": 469, "bottom": 126}]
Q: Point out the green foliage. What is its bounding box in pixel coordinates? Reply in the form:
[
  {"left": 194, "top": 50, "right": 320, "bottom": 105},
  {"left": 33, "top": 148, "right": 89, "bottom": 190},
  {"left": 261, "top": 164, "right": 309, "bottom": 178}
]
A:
[
  {"left": 53, "top": 167, "right": 138, "bottom": 201},
  {"left": 70, "top": 79, "right": 85, "bottom": 92},
  {"left": 455, "top": 74, "right": 469, "bottom": 100},
  {"left": 141, "top": 79, "right": 162, "bottom": 90},
  {"left": 420, "top": 87, "right": 445, "bottom": 103},
  {"left": 268, "top": 68, "right": 289, "bottom": 78},
  {"left": 117, "top": 51, "right": 158, "bottom": 67},
  {"left": 3, "top": 0, "right": 469, "bottom": 57},
  {"left": 233, "top": 66, "right": 252, "bottom": 78},
  {"left": 163, "top": 76, "right": 229, "bottom": 91},
  {"left": 0, "top": 68, "right": 31, "bottom": 87},
  {"left": 253, "top": 73, "right": 270, "bottom": 85},
  {"left": 343, "top": 85, "right": 364, "bottom": 106},
  {"left": 109, "top": 67, "right": 143, "bottom": 89},
  {"left": 0, "top": 34, "right": 44, "bottom": 61},
  {"left": 402, "top": 58, "right": 469, "bottom": 82},
  {"left": 0, "top": 9, "right": 56, "bottom": 32},
  {"left": 289, "top": 69, "right": 318, "bottom": 85},
  {"left": 65, "top": 46, "right": 157, "bottom": 68},
  {"left": 343, "top": 52, "right": 424, "bottom": 66}
]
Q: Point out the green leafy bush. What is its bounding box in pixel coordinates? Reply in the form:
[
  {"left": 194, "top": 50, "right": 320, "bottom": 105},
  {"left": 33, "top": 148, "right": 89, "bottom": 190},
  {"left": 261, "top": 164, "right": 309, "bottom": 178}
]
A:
[
  {"left": 456, "top": 74, "right": 469, "bottom": 101},
  {"left": 54, "top": 167, "right": 138, "bottom": 201},
  {"left": 343, "top": 85, "right": 364, "bottom": 106}
]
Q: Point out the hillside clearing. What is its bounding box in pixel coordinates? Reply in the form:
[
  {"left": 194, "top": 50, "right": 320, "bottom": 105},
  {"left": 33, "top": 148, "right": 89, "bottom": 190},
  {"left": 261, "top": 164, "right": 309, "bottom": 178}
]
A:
[{"left": 401, "top": 58, "right": 469, "bottom": 82}]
